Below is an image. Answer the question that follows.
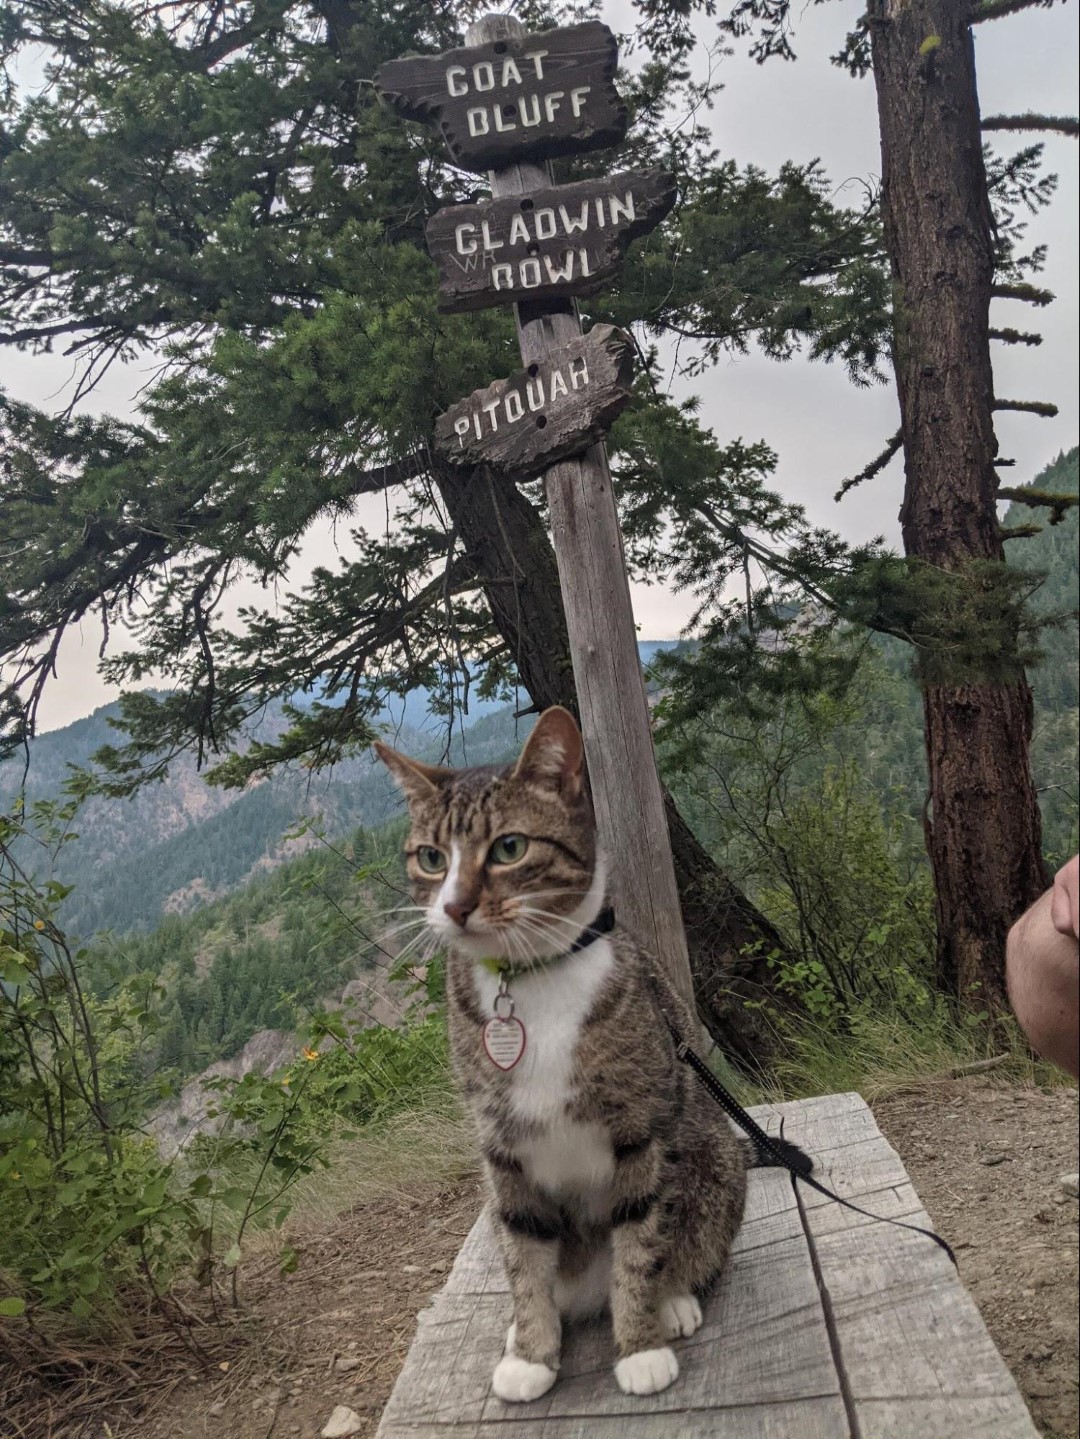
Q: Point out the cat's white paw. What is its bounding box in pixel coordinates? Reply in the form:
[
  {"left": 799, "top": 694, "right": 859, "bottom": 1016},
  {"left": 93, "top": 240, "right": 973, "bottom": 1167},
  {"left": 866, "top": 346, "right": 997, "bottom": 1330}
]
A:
[
  {"left": 491, "top": 1355, "right": 557, "bottom": 1403},
  {"left": 660, "top": 1294, "right": 703, "bottom": 1339},
  {"left": 614, "top": 1346, "right": 679, "bottom": 1396},
  {"left": 504, "top": 1321, "right": 517, "bottom": 1354}
]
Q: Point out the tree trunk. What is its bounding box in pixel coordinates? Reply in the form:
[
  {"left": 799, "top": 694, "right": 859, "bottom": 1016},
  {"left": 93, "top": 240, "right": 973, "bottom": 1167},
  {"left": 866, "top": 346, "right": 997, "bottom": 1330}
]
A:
[
  {"left": 435, "top": 459, "right": 793, "bottom": 1068},
  {"left": 868, "top": 0, "right": 1048, "bottom": 1011}
]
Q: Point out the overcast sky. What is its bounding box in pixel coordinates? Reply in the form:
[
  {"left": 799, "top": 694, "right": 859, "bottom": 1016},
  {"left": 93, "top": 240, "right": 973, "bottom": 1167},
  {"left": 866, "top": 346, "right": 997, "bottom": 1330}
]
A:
[{"left": 2, "top": 0, "right": 1077, "bottom": 732}]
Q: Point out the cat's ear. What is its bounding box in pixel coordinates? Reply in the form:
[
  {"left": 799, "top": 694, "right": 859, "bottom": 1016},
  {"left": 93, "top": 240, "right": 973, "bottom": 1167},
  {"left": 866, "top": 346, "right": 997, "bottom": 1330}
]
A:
[
  {"left": 373, "top": 742, "right": 450, "bottom": 804},
  {"left": 514, "top": 707, "right": 585, "bottom": 796}
]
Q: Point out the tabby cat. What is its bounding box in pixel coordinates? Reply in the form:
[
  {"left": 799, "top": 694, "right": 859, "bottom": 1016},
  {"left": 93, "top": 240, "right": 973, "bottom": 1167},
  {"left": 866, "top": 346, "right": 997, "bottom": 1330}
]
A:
[{"left": 374, "top": 706, "right": 746, "bottom": 1402}]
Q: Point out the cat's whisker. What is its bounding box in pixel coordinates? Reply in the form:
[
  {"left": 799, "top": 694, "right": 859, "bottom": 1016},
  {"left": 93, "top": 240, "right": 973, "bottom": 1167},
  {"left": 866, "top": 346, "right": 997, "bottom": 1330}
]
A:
[
  {"left": 379, "top": 914, "right": 429, "bottom": 935},
  {"left": 504, "top": 887, "right": 593, "bottom": 907},
  {"left": 510, "top": 916, "right": 582, "bottom": 961},
  {"left": 370, "top": 903, "right": 426, "bottom": 919},
  {"left": 513, "top": 908, "right": 590, "bottom": 941},
  {"left": 376, "top": 926, "right": 434, "bottom": 949},
  {"left": 390, "top": 925, "right": 439, "bottom": 966}
]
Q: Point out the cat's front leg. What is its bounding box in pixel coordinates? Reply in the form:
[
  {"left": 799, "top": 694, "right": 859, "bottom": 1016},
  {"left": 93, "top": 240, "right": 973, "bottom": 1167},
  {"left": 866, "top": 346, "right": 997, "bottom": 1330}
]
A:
[
  {"left": 609, "top": 1190, "right": 679, "bottom": 1396},
  {"left": 491, "top": 1190, "right": 564, "bottom": 1403}
]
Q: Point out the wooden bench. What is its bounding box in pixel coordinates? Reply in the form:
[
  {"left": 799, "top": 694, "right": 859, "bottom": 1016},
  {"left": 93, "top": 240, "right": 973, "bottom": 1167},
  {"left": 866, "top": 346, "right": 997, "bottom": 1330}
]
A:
[{"left": 375, "top": 1092, "right": 1038, "bottom": 1438}]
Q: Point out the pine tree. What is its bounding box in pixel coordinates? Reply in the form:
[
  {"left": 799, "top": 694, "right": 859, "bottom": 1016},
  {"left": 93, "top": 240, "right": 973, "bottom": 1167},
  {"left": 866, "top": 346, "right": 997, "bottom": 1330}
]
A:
[
  {"left": 644, "top": 0, "right": 1078, "bottom": 1014},
  {"left": 1, "top": 1, "right": 907, "bottom": 1058}
]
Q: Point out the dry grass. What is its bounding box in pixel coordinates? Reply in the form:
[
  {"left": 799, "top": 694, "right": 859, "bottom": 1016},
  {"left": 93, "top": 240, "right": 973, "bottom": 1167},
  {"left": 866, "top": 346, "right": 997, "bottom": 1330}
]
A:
[
  {"left": 276, "top": 1097, "right": 477, "bottom": 1234},
  {"left": 0, "top": 1289, "right": 250, "bottom": 1439},
  {"left": 749, "top": 1008, "right": 1074, "bottom": 1105}
]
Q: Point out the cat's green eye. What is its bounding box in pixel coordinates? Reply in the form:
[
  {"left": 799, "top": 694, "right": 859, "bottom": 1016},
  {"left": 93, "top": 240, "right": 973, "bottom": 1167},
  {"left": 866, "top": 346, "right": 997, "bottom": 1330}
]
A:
[
  {"left": 415, "top": 845, "right": 447, "bottom": 875},
  {"left": 489, "top": 833, "right": 529, "bottom": 865}
]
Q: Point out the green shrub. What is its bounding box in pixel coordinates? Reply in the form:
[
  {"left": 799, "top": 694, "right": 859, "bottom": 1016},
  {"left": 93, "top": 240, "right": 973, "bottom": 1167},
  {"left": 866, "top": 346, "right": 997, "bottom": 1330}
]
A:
[{"left": 0, "top": 805, "right": 328, "bottom": 1324}]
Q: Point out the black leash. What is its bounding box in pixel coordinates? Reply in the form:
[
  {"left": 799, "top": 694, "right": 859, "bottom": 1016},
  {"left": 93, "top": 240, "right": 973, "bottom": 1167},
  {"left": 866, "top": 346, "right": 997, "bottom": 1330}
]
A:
[{"left": 667, "top": 1021, "right": 958, "bottom": 1268}]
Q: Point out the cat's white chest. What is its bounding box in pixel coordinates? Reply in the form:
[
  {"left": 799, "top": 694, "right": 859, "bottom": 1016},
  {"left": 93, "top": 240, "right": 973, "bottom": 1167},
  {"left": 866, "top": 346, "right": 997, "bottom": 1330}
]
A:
[{"left": 475, "top": 937, "right": 615, "bottom": 1136}]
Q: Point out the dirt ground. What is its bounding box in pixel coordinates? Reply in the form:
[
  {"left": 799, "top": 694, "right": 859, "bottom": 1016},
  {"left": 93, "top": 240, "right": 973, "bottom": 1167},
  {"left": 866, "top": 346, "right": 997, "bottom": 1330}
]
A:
[
  {"left": 66, "top": 1081, "right": 1080, "bottom": 1439},
  {"left": 875, "top": 1081, "right": 1079, "bottom": 1439}
]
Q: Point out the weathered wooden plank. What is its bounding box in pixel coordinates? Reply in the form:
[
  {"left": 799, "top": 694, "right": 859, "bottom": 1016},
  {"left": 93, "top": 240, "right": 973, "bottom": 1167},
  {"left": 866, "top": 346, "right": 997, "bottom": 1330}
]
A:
[
  {"left": 426, "top": 170, "right": 675, "bottom": 312},
  {"left": 766, "top": 1095, "right": 1040, "bottom": 1437},
  {"left": 379, "top": 1397, "right": 850, "bottom": 1439},
  {"left": 393, "top": 1225, "right": 840, "bottom": 1431},
  {"left": 433, "top": 325, "right": 633, "bottom": 478},
  {"left": 374, "top": 22, "right": 627, "bottom": 172},
  {"left": 376, "top": 1094, "right": 1039, "bottom": 1439},
  {"left": 854, "top": 1395, "right": 1046, "bottom": 1439},
  {"left": 378, "top": 1144, "right": 843, "bottom": 1437}
]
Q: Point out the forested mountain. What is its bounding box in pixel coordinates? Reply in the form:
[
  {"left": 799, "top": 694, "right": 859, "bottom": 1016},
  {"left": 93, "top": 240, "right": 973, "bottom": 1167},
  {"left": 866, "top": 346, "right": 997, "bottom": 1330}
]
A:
[
  {"left": 0, "top": 689, "right": 541, "bottom": 937},
  {"left": 2, "top": 650, "right": 690, "bottom": 936},
  {"left": 3, "top": 454, "right": 1075, "bottom": 954}
]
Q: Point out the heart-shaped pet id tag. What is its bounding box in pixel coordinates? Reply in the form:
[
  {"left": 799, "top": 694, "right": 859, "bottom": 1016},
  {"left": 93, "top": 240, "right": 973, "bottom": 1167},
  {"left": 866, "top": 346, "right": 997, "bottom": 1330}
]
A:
[{"left": 483, "top": 1015, "right": 526, "bottom": 1071}]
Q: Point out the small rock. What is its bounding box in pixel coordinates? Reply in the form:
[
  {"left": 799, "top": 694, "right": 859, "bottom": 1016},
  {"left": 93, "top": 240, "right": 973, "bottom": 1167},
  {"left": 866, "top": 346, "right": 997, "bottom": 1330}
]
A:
[
  {"left": 1031, "top": 1346, "right": 1054, "bottom": 1362},
  {"left": 335, "top": 1356, "right": 361, "bottom": 1374},
  {"left": 944, "top": 1112, "right": 959, "bottom": 1120},
  {"left": 431, "top": 1259, "right": 449, "bottom": 1273},
  {"left": 207, "top": 1401, "right": 227, "bottom": 1419},
  {"left": 981, "top": 1153, "right": 1007, "bottom": 1166},
  {"left": 356, "top": 1270, "right": 385, "bottom": 1281},
  {"left": 402, "top": 1264, "right": 422, "bottom": 1275},
  {"left": 1059, "top": 1172, "right": 1079, "bottom": 1198},
  {"left": 322, "top": 1406, "right": 363, "bottom": 1439}
]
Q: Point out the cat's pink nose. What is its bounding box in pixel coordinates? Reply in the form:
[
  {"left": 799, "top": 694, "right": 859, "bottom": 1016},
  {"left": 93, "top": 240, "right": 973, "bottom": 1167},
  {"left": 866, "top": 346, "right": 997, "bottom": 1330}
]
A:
[{"left": 444, "top": 900, "right": 475, "bottom": 929}]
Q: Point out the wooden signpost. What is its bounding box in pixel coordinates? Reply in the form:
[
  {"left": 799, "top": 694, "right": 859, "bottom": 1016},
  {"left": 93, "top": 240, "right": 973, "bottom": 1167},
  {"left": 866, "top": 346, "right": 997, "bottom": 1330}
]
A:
[
  {"left": 377, "top": 17, "right": 694, "bottom": 1009},
  {"left": 375, "top": 21, "right": 627, "bottom": 171},
  {"left": 434, "top": 325, "right": 634, "bottom": 477},
  {"left": 426, "top": 170, "right": 676, "bottom": 312}
]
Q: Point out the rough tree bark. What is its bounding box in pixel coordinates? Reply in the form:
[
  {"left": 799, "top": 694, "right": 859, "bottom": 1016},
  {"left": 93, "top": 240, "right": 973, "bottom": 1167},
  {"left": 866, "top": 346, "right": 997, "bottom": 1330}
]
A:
[
  {"left": 434, "top": 458, "right": 792, "bottom": 1069},
  {"left": 868, "top": 0, "right": 1048, "bottom": 1011}
]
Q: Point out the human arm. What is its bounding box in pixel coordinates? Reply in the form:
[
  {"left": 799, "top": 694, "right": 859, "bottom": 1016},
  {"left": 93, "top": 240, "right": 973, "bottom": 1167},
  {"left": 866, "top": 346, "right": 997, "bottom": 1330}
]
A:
[{"left": 1006, "top": 856, "right": 1080, "bottom": 1078}]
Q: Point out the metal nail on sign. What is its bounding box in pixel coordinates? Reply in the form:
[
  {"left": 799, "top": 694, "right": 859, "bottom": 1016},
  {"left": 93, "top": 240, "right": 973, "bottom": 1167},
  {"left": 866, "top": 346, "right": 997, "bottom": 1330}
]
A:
[
  {"left": 426, "top": 169, "right": 676, "bottom": 313},
  {"left": 374, "top": 21, "right": 627, "bottom": 172},
  {"left": 434, "top": 325, "right": 634, "bottom": 478}
]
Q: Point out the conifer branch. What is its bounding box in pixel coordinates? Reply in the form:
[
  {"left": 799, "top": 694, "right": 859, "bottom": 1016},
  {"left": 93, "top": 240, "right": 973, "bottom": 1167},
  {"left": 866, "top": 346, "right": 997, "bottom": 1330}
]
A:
[
  {"left": 991, "top": 282, "right": 1054, "bottom": 305},
  {"left": 996, "top": 487, "right": 1079, "bottom": 525},
  {"left": 834, "top": 430, "right": 903, "bottom": 502},
  {"left": 989, "top": 327, "right": 1043, "bottom": 346},
  {"left": 982, "top": 113, "right": 1079, "bottom": 138},
  {"left": 971, "top": 0, "right": 1059, "bottom": 23},
  {"left": 998, "top": 523, "right": 1043, "bottom": 540},
  {"left": 993, "top": 398, "right": 1059, "bottom": 417}
]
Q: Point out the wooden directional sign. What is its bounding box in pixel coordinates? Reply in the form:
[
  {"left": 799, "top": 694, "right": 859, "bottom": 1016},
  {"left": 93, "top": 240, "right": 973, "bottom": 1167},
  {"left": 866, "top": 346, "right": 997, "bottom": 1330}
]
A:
[
  {"left": 426, "top": 169, "right": 676, "bottom": 313},
  {"left": 434, "top": 325, "right": 633, "bottom": 478},
  {"left": 374, "top": 21, "right": 627, "bottom": 172}
]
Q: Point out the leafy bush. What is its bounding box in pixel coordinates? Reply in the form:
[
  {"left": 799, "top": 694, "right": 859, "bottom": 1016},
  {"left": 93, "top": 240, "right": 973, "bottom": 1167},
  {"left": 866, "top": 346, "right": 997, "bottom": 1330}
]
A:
[
  {"left": 300, "top": 1015, "right": 449, "bottom": 1129},
  {"left": 754, "top": 765, "right": 936, "bottom": 1020},
  {"left": 660, "top": 667, "right": 937, "bottom": 1026},
  {"left": 0, "top": 804, "right": 328, "bottom": 1325}
]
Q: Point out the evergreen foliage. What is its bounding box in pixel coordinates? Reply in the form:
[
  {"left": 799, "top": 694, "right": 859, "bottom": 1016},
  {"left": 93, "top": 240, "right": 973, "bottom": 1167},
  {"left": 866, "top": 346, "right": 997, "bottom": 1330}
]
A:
[{"left": 0, "top": 0, "right": 893, "bottom": 775}]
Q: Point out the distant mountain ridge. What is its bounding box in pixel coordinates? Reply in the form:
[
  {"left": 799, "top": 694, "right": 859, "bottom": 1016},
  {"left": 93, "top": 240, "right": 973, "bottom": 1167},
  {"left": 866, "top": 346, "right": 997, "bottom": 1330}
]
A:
[{"left": 1, "top": 645, "right": 676, "bottom": 937}]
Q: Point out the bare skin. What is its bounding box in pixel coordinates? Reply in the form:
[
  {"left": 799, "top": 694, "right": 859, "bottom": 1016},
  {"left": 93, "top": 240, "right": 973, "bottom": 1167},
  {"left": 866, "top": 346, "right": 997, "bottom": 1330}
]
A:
[{"left": 1006, "top": 855, "right": 1080, "bottom": 1079}]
